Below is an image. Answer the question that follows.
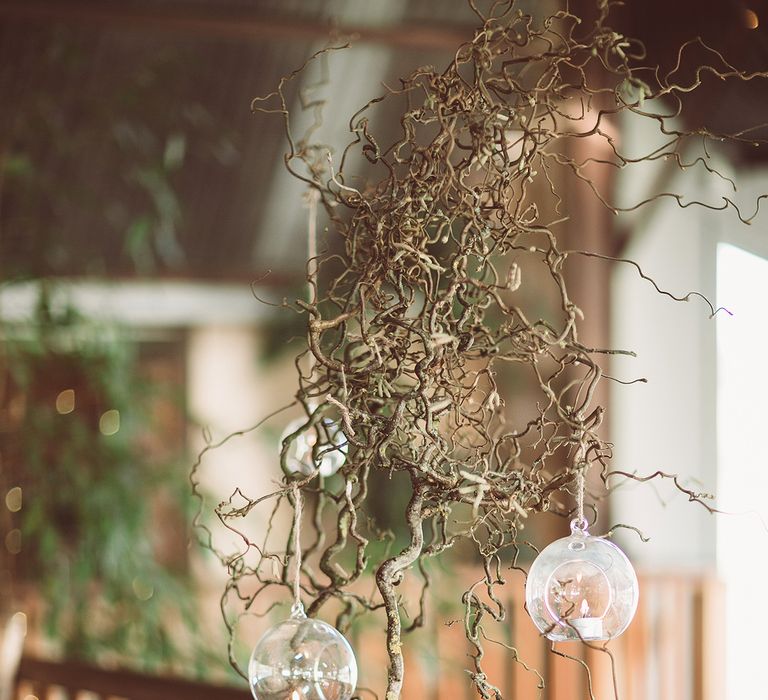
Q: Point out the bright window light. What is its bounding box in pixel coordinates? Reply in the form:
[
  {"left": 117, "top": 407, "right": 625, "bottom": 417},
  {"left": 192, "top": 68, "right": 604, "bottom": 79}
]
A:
[{"left": 716, "top": 243, "right": 768, "bottom": 698}]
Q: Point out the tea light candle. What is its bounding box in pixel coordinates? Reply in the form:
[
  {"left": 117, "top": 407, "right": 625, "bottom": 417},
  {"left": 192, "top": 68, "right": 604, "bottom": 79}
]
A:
[{"left": 569, "top": 616, "right": 603, "bottom": 639}]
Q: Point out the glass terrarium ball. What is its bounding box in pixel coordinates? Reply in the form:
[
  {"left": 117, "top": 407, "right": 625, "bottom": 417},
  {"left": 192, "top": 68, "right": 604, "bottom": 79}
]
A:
[
  {"left": 249, "top": 610, "right": 358, "bottom": 700},
  {"left": 525, "top": 519, "right": 639, "bottom": 642},
  {"left": 281, "top": 417, "right": 348, "bottom": 477}
]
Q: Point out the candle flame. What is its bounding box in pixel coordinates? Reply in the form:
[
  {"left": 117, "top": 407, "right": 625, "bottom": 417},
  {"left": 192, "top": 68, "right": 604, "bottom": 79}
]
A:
[{"left": 579, "top": 599, "right": 590, "bottom": 617}]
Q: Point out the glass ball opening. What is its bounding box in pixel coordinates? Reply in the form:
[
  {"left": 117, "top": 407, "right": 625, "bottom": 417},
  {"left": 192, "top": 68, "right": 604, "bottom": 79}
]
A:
[
  {"left": 249, "top": 612, "right": 358, "bottom": 700},
  {"left": 525, "top": 520, "right": 639, "bottom": 642},
  {"left": 281, "top": 417, "right": 348, "bottom": 477}
]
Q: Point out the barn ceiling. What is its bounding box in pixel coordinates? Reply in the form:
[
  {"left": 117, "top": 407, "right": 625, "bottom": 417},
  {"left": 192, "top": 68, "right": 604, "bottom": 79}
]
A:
[{"left": 0, "top": 0, "right": 765, "bottom": 283}]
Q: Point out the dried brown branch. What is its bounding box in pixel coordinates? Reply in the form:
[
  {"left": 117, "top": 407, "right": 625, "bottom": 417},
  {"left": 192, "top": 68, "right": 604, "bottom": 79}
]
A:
[{"left": 192, "top": 0, "right": 768, "bottom": 696}]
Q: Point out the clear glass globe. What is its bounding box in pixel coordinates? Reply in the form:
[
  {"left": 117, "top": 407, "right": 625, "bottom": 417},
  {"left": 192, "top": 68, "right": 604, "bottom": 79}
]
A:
[
  {"left": 525, "top": 519, "right": 639, "bottom": 641},
  {"left": 249, "top": 608, "right": 358, "bottom": 700},
  {"left": 281, "top": 417, "right": 348, "bottom": 477}
]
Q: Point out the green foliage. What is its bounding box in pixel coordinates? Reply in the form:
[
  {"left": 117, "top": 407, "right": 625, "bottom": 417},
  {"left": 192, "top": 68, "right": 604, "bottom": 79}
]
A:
[
  {"left": 1, "top": 26, "right": 244, "bottom": 279},
  {"left": 1, "top": 286, "right": 206, "bottom": 673}
]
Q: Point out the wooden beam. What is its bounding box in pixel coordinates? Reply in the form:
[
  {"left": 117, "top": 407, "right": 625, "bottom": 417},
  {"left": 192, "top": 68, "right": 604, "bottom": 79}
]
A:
[{"left": 0, "top": 0, "right": 473, "bottom": 50}]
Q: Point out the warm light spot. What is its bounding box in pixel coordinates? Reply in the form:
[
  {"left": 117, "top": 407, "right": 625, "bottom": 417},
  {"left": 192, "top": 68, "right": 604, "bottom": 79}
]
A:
[
  {"left": 132, "top": 577, "right": 154, "bottom": 601},
  {"left": 9, "top": 394, "right": 26, "bottom": 422},
  {"left": 55, "top": 388, "right": 75, "bottom": 414},
  {"left": 99, "top": 409, "right": 120, "bottom": 436},
  {"left": 743, "top": 8, "right": 759, "bottom": 29},
  {"left": 5, "top": 487, "right": 22, "bottom": 513},
  {"left": 5, "top": 529, "right": 21, "bottom": 554},
  {"left": 23, "top": 695, "right": 39, "bottom": 700}
]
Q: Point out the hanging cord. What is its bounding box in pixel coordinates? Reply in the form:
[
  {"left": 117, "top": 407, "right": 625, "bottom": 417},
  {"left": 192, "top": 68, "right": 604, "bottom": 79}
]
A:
[
  {"left": 290, "top": 484, "right": 305, "bottom": 617},
  {"left": 303, "top": 189, "right": 319, "bottom": 413},
  {"left": 576, "top": 467, "right": 586, "bottom": 525},
  {"left": 305, "top": 188, "right": 319, "bottom": 307},
  {"left": 287, "top": 196, "right": 315, "bottom": 613},
  {"left": 573, "top": 435, "right": 588, "bottom": 531}
]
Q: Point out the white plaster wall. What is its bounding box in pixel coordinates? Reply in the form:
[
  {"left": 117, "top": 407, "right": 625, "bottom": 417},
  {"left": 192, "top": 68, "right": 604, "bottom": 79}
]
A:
[
  {"left": 610, "top": 171, "right": 718, "bottom": 570},
  {"left": 611, "top": 154, "right": 768, "bottom": 576}
]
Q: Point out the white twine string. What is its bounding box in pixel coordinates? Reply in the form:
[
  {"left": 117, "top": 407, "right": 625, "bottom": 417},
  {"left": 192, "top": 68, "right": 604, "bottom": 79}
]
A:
[
  {"left": 573, "top": 434, "right": 587, "bottom": 530},
  {"left": 291, "top": 484, "right": 305, "bottom": 616},
  {"left": 576, "top": 468, "right": 586, "bottom": 525},
  {"left": 305, "top": 188, "right": 319, "bottom": 307},
  {"left": 304, "top": 189, "right": 319, "bottom": 414}
]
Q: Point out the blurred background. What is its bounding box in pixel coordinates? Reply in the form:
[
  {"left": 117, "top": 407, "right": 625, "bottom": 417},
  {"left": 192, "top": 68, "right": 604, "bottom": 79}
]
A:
[{"left": 0, "top": 0, "right": 767, "bottom": 698}]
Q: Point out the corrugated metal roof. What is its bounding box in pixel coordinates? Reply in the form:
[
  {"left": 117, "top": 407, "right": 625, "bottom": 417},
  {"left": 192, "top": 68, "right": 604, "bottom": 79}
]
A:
[
  {"left": 6, "top": 0, "right": 759, "bottom": 283},
  {"left": 0, "top": 1, "right": 476, "bottom": 282}
]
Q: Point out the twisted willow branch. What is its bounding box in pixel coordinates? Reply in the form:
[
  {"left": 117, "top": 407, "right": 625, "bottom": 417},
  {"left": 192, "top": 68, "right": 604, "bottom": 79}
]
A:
[{"left": 192, "top": 1, "right": 767, "bottom": 697}]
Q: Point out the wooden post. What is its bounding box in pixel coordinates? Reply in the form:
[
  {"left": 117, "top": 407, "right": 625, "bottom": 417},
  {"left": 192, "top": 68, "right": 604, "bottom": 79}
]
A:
[{"left": 694, "top": 576, "right": 726, "bottom": 700}]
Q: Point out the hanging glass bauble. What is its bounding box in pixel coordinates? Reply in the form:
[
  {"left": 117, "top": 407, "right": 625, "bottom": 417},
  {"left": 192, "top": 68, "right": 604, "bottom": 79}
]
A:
[
  {"left": 525, "top": 518, "right": 639, "bottom": 642},
  {"left": 249, "top": 606, "right": 358, "bottom": 700},
  {"left": 281, "top": 417, "right": 348, "bottom": 477}
]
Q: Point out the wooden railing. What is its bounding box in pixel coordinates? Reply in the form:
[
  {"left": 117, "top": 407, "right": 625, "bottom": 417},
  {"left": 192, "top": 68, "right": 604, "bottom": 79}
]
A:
[
  {"left": 13, "top": 571, "right": 724, "bottom": 700},
  {"left": 14, "top": 657, "right": 250, "bottom": 700},
  {"left": 353, "top": 570, "right": 725, "bottom": 700}
]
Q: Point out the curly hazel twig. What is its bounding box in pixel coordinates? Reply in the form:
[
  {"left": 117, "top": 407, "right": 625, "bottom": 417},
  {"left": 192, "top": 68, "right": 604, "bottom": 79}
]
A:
[{"left": 193, "top": 1, "right": 768, "bottom": 697}]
